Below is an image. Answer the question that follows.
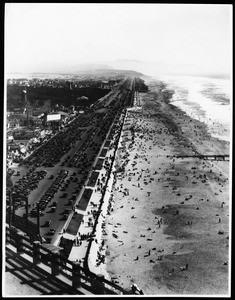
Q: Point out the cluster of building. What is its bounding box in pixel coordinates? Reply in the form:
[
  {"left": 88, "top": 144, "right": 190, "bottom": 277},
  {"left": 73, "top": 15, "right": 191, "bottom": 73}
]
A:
[
  {"left": 7, "top": 76, "right": 121, "bottom": 90},
  {"left": 6, "top": 107, "right": 78, "bottom": 168}
]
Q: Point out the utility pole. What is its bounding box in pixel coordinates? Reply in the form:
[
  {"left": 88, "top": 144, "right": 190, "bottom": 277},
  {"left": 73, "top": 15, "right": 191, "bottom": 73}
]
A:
[
  {"left": 12, "top": 193, "right": 16, "bottom": 223},
  {"left": 7, "top": 174, "right": 14, "bottom": 228},
  {"left": 36, "top": 202, "right": 40, "bottom": 235},
  {"left": 22, "top": 86, "right": 31, "bottom": 128},
  {"left": 25, "top": 196, "right": 29, "bottom": 226},
  {"left": 8, "top": 189, "right": 12, "bottom": 228}
]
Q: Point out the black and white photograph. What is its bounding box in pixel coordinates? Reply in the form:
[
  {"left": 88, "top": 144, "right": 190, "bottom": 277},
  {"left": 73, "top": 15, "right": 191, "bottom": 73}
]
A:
[{"left": 3, "top": 3, "right": 232, "bottom": 296}]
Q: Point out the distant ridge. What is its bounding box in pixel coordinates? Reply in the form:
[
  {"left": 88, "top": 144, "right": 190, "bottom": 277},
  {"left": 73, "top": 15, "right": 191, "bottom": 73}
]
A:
[
  {"left": 6, "top": 60, "right": 229, "bottom": 80},
  {"left": 84, "top": 68, "right": 144, "bottom": 76},
  {"left": 106, "top": 59, "right": 230, "bottom": 79}
]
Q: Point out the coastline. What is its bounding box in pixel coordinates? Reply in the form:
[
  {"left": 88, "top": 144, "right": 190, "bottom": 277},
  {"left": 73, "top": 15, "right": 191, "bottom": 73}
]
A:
[
  {"left": 152, "top": 75, "right": 231, "bottom": 144},
  {"left": 103, "top": 80, "right": 230, "bottom": 295}
]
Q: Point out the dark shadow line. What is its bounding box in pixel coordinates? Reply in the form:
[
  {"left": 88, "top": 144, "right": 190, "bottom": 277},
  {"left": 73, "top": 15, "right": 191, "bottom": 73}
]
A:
[
  {"left": 5, "top": 249, "right": 83, "bottom": 295},
  {"left": 6, "top": 261, "right": 81, "bottom": 295},
  {"left": 5, "top": 247, "right": 112, "bottom": 295},
  {"left": 5, "top": 268, "right": 52, "bottom": 294}
]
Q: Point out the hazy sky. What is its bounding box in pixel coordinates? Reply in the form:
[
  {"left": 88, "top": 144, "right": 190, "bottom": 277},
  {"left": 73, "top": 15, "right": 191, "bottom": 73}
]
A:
[{"left": 5, "top": 3, "right": 232, "bottom": 75}]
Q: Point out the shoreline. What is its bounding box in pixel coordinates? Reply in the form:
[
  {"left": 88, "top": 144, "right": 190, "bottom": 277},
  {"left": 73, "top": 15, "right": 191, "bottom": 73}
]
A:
[
  {"left": 152, "top": 75, "right": 231, "bottom": 144},
  {"left": 103, "top": 81, "right": 230, "bottom": 295}
]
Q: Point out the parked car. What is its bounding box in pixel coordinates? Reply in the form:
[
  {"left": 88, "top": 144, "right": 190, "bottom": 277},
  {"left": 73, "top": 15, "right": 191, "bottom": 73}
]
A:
[
  {"left": 63, "top": 214, "right": 68, "bottom": 220},
  {"left": 49, "top": 229, "right": 55, "bottom": 235},
  {"left": 30, "top": 209, "right": 44, "bottom": 217},
  {"left": 44, "top": 220, "right": 51, "bottom": 227},
  {"left": 51, "top": 206, "right": 57, "bottom": 212},
  {"left": 46, "top": 237, "right": 52, "bottom": 243}
]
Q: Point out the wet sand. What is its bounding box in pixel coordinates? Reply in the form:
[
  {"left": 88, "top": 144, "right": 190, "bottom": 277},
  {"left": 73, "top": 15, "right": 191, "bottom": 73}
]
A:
[{"left": 103, "top": 80, "right": 230, "bottom": 295}]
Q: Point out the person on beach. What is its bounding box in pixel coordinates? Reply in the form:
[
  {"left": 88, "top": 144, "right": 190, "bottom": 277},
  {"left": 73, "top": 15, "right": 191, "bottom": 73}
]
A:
[
  {"left": 131, "top": 284, "right": 143, "bottom": 294},
  {"left": 158, "top": 220, "right": 161, "bottom": 228}
]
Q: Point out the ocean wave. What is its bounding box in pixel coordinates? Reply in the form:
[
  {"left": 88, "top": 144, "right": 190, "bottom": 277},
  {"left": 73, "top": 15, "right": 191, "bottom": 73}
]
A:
[
  {"left": 153, "top": 74, "right": 231, "bottom": 142},
  {"left": 200, "top": 83, "right": 230, "bottom": 106}
]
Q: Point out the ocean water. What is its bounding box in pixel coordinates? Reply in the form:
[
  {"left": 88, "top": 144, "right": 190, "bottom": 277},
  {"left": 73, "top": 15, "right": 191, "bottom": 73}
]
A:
[{"left": 153, "top": 74, "right": 231, "bottom": 142}]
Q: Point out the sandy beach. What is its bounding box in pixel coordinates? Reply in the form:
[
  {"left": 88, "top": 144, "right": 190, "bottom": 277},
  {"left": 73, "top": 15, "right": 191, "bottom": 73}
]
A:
[{"left": 103, "top": 79, "right": 230, "bottom": 295}]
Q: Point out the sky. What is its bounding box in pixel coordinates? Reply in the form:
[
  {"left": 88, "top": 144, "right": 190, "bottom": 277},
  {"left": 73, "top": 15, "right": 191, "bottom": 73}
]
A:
[{"left": 5, "top": 3, "right": 232, "bottom": 76}]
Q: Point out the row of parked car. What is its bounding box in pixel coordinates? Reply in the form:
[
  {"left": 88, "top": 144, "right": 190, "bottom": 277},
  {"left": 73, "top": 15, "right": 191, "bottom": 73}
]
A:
[
  {"left": 30, "top": 169, "right": 68, "bottom": 217},
  {"left": 11, "top": 169, "right": 47, "bottom": 205},
  {"left": 22, "top": 113, "right": 94, "bottom": 169}
]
